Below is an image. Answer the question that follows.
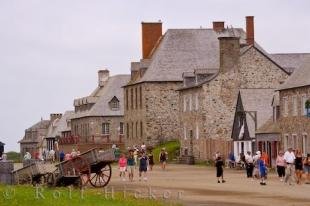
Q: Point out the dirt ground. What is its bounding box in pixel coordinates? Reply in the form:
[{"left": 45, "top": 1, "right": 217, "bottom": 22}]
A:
[{"left": 107, "top": 164, "right": 310, "bottom": 206}]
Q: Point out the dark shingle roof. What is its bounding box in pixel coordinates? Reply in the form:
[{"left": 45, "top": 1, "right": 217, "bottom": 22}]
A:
[
  {"left": 72, "top": 74, "right": 130, "bottom": 118},
  {"left": 270, "top": 53, "right": 310, "bottom": 74},
  {"left": 277, "top": 59, "right": 310, "bottom": 90},
  {"left": 135, "top": 28, "right": 249, "bottom": 83}
]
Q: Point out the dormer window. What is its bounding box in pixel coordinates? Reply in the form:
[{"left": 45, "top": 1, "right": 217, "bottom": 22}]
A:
[{"left": 109, "top": 96, "right": 120, "bottom": 111}]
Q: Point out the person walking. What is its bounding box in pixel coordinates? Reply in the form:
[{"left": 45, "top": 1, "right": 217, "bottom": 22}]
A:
[
  {"left": 303, "top": 153, "right": 310, "bottom": 184},
  {"left": 139, "top": 152, "right": 149, "bottom": 181},
  {"left": 148, "top": 150, "right": 154, "bottom": 171},
  {"left": 159, "top": 148, "right": 168, "bottom": 170},
  {"left": 258, "top": 155, "right": 267, "bottom": 185},
  {"left": 276, "top": 151, "right": 286, "bottom": 181},
  {"left": 284, "top": 147, "right": 296, "bottom": 185},
  {"left": 295, "top": 149, "right": 303, "bottom": 185},
  {"left": 245, "top": 151, "right": 254, "bottom": 178},
  {"left": 215, "top": 155, "right": 226, "bottom": 183},
  {"left": 118, "top": 154, "right": 127, "bottom": 181},
  {"left": 127, "top": 150, "right": 135, "bottom": 182},
  {"left": 253, "top": 151, "right": 261, "bottom": 179}
]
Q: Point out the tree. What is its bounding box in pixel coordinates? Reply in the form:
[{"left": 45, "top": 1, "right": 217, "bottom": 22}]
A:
[{"left": 305, "top": 99, "right": 310, "bottom": 117}]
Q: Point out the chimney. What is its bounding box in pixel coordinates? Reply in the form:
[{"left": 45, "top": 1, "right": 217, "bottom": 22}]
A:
[
  {"left": 142, "top": 21, "right": 162, "bottom": 59},
  {"left": 213, "top": 21, "right": 225, "bottom": 32},
  {"left": 98, "top": 69, "right": 109, "bottom": 87},
  {"left": 218, "top": 37, "right": 240, "bottom": 73},
  {"left": 246, "top": 16, "right": 254, "bottom": 45},
  {"left": 50, "top": 113, "right": 62, "bottom": 122}
]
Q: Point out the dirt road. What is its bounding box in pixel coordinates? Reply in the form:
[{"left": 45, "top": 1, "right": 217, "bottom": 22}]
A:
[{"left": 107, "top": 164, "right": 310, "bottom": 206}]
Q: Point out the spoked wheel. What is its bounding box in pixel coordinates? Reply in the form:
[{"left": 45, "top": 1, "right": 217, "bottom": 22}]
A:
[{"left": 89, "top": 164, "right": 112, "bottom": 188}]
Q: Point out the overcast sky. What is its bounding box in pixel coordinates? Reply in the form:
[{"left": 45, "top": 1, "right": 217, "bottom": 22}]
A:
[{"left": 1, "top": 0, "right": 310, "bottom": 152}]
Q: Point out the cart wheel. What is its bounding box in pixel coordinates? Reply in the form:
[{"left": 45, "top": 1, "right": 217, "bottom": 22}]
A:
[
  {"left": 89, "top": 164, "right": 112, "bottom": 188},
  {"left": 46, "top": 172, "right": 56, "bottom": 187}
]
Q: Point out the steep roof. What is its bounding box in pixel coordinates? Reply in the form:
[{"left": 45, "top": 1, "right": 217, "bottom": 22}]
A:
[
  {"left": 239, "top": 89, "right": 275, "bottom": 137},
  {"left": 277, "top": 59, "right": 310, "bottom": 90},
  {"left": 26, "top": 120, "right": 50, "bottom": 131},
  {"left": 72, "top": 74, "right": 130, "bottom": 118},
  {"left": 270, "top": 53, "right": 310, "bottom": 74},
  {"left": 135, "top": 28, "right": 249, "bottom": 83},
  {"left": 46, "top": 111, "right": 74, "bottom": 138}
]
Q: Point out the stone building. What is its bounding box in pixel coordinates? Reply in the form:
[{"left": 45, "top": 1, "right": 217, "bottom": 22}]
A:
[
  {"left": 44, "top": 111, "right": 74, "bottom": 152},
  {"left": 256, "top": 57, "right": 310, "bottom": 166},
  {"left": 178, "top": 16, "right": 292, "bottom": 160},
  {"left": 69, "top": 70, "right": 130, "bottom": 152},
  {"left": 19, "top": 118, "right": 50, "bottom": 158},
  {"left": 278, "top": 61, "right": 310, "bottom": 156}
]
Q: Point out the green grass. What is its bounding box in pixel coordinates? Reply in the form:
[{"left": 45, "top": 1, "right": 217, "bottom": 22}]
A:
[
  {"left": 6, "top": 151, "right": 20, "bottom": 163},
  {"left": 152, "top": 140, "right": 180, "bottom": 164},
  {"left": 0, "top": 185, "right": 179, "bottom": 206}
]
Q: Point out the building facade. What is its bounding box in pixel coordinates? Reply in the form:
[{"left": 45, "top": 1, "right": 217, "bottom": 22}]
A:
[
  {"left": 178, "top": 17, "right": 290, "bottom": 160},
  {"left": 67, "top": 70, "right": 130, "bottom": 152}
]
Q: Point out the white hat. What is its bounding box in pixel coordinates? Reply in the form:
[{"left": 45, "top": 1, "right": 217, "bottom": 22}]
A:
[{"left": 256, "top": 151, "right": 261, "bottom": 155}]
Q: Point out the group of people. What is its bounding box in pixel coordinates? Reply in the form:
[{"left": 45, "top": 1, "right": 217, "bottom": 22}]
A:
[
  {"left": 118, "top": 143, "right": 169, "bottom": 182},
  {"left": 276, "top": 148, "right": 310, "bottom": 185},
  {"left": 223, "top": 148, "right": 310, "bottom": 186}
]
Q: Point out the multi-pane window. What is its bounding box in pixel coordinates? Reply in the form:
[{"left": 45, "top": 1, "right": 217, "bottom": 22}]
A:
[
  {"left": 292, "top": 96, "right": 298, "bottom": 116},
  {"left": 109, "top": 96, "right": 120, "bottom": 110},
  {"left": 119, "top": 122, "right": 124, "bottom": 135},
  {"left": 302, "top": 134, "right": 308, "bottom": 156},
  {"left": 196, "top": 123, "right": 199, "bottom": 139},
  {"left": 130, "top": 88, "right": 133, "bottom": 109},
  {"left": 284, "top": 134, "right": 289, "bottom": 150},
  {"left": 283, "top": 97, "right": 288, "bottom": 117},
  {"left": 184, "top": 126, "right": 187, "bottom": 140},
  {"left": 126, "top": 123, "right": 129, "bottom": 139},
  {"left": 135, "top": 87, "right": 138, "bottom": 109},
  {"left": 140, "top": 121, "right": 143, "bottom": 138},
  {"left": 195, "top": 93, "right": 199, "bottom": 111},
  {"left": 139, "top": 86, "right": 143, "bottom": 109},
  {"left": 126, "top": 89, "right": 128, "bottom": 110},
  {"left": 102, "top": 123, "right": 110, "bottom": 135},
  {"left": 302, "top": 96, "right": 310, "bottom": 117},
  {"left": 292, "top": 134, "right": 297, "bottom": 149},
  {"left": 189, "top": 94, "right": 192, "bottom": 111},
  {"left": 183, "top": 96, "right": 186, "bottom": 112}
]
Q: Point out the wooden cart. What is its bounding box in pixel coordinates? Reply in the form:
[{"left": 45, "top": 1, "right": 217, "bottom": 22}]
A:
[
  {"left": 12, "top": 161, "right": 50, "bottom": 185},
  {"left": 46, "top": 148, "right": 115, "bottom": 188}
]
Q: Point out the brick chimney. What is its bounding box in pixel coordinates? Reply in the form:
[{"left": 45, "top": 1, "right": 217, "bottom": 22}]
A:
[
  {"left": 218, "top": 37, "right": 240, "bottom": 73},
  {"left": 142, "top": 21, "right": 162, "bottom": 59},
  {"left": 246, "top": 16, "right": 254, "bottom": 45},
  {"left": 98, "top": 69, "right": 109, "bottom": 87},
  {"left": 213, "top": 21, "right": 225, "bottom": 32}
]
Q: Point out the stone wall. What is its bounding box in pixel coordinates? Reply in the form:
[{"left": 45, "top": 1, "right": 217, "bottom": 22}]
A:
[
  {"left": 277, "top": 87, "right": 310, "bottom": 154},
  {"left": 124, "top": 82, "right": 182, "bottom": 147},
  {"left": 179, "top": 47, "right": 289, "bottom": 161},
  {"left": 239, "top": 47, "right": 288, "bottom": 88},
  {"left": 71, "top": 116, "right": 124, "bottom": 145}
]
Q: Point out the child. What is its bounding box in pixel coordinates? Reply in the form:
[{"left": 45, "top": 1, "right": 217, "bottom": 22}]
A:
[
  {"left": 118, "top": 154, "right": 127, "bottom": 181},
  {"left": 139, "top": 152, "right": 149, "bottom": 181},
  {"left": 127, "top": 150, "right": 135, "bottom": 181},
  {"left": 215, "top": 155, "right": 226, "bottom": 183},
  {"left": 258, "top": 156, "right": 267, "bottom": 185}
]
